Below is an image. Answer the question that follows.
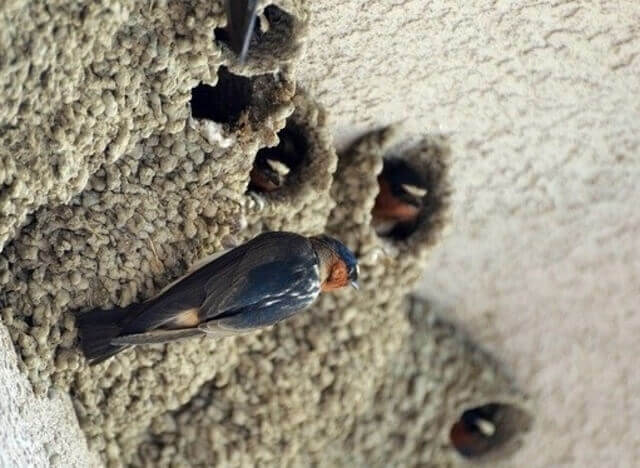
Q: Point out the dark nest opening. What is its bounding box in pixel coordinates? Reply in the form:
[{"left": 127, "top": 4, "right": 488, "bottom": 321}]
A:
[
  {"left": 247, "top": 120, "right": 309, "bottom": 194},
  {"left": 372, "top": 158, "right": 436, "bottom": 241},
  {"left": 449, "top": 402, "right": 532, "bottom": 459},
  {"left": 214, "top": 5, "right": 295, "bottom": 63},
  {"left": 190, "top": 66, "right": 252, "bottom": 125}
]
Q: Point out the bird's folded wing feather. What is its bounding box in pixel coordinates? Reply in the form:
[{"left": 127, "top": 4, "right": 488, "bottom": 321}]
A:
[
  {"left": 198, "top": 318, "right": 256, "bottom": 336},
  {"left": 200, "top": 233, "right": 317, "bottom": 321},
  {"left": 111, "top": 328, "right": 203, "bottom": 346},
  {"left": 119, "top": 242, "right": 252, "bottom": 334}
]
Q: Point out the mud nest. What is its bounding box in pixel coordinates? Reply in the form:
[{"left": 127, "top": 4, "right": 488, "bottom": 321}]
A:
[{"left": 0, "top": 0, "right": 531, "bottom": 466}]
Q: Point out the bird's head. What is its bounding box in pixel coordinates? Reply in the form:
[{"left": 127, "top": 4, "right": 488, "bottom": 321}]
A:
[
  {"left": 248, "top": 125, "right": 306, "bottom": 193},
  {"left": 310, "top": 235, "right": 359, "bottom": 292},
  {"left": 449, "top": 404, "right": 499, "bottom": 457},
  {"left": 249, "top": 153, "right": 291, "bottom": 192},
  {"left": 373, "top": 158, "right": 428, "bottom": 222}
]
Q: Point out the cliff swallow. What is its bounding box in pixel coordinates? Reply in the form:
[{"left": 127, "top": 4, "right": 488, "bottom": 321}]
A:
[
  {"left": 449, "top": 404, "right": 499, "bottom": 458},
  {"left": 222, "top": 0, "right": 259, "bottom": 63},
  {"left": 249, "top": 125, "right": 307, "bottom": 193},
  {"left": 77, "top": 231, "right": 358, "bottom": 365},
  {"left": 249, "top": 155, "right": 290, "bottom": 192},
  {"left": 372, "top": 158, "right": 428, "bottom": 238}
]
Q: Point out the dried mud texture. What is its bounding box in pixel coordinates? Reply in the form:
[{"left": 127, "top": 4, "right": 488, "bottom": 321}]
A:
[
  {"left": 130, "top": 128, "right": 452, "bottom": 467},
  {"left": 318, "top": 296, "right": 533, "bottom": 467},
  {"left": 243, "top": 89, "right": 338, "bottom": 237},
  {"left": 215, "top": 1, "right": 309, "bottom": 76},
  {"left": 0, "top": 0, "right": 308, "bottom": 252}
]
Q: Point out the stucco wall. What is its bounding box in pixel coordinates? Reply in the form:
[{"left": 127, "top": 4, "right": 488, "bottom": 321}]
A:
[
  {"left": 0, "top": 326, "right": 97, "bottom": 467},
  {"left": 297, "top": 1, "right": 640, "bottom": 466}
]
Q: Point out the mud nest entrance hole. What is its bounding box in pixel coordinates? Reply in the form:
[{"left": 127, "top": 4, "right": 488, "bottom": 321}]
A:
[
  {"left": 372, "top": 158, "right": 432, "bottom": 241},
  {"left": 449, "top": 402, "right": 531, "bottom": 459},
  {"left": 214, "top": 5, "right": 294, "bottom": 61},
  {"left": 248, "top": 121, "right": 309, "bottom": 194},
  {"left": 191, "top": 67, "right": 252, "bottom": 124}
]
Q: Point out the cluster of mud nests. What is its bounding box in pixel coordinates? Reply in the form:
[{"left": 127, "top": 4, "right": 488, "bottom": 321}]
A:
[{"left": 0, "top": 0, "right": 532, "bottom": 466}]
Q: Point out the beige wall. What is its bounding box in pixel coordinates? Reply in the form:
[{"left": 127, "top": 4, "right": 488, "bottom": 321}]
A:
[
  {"left": 298, "top": 1, "right": 640, "bottom": 466},
  {"left": 0, "top": 326, "right": 97, "bottom": 467}
]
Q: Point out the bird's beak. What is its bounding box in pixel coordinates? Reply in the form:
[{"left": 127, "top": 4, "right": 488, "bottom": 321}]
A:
[{"left": 350, "top": 280, "right": 359, "bottom": 290}]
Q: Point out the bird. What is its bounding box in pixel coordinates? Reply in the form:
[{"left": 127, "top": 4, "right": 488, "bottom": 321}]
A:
[
  {"left": 248, "top": 126, "right": 306, "bottom": 193},
  {"left": 222, "top": 0, "right": 259, "bottom": 63},
  {"left": 76, "top": 231, "right": 359, "bottom": 365},
  {"left": 449, "top": 405, "right": 499, "bottom": 458},
  {"left": 372, "top": 158, "right": 428, "bottom": 238},
  {"left": 249, "top": 154, "right": 291, "bottom": 193}
]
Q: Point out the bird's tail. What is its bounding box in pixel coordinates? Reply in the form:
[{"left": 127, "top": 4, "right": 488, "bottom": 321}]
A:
[{"left": 76, "top": 302, "right": 142, "bottom": 365}]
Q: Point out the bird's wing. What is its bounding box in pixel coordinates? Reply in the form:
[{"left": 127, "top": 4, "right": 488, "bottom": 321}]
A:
[
  {"left": 120, "top": 232, "right": 314, "bottom": 334},
  {"left": 145, "top": 248, "right": 231, "bottom": 302},
  {"left": 200, "top": 232, "right": 318, "bottom": 322},
  {"left": 111, "top": 327, "right": 203, "bottom": 346},
  {"left": 119, "top": 240, "right": 259, "bottom": 334},
  {"left": 198, "top": 317, "right": 256, "bottom": 336},
  {"left": 199, "top": 283, "right": 317, "bottom": 334}
]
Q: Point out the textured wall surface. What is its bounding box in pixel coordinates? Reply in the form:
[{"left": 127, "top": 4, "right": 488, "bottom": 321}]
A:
[
  {"left": 296, "top": 1, "right": 640, "bottom": 467},
  {"left": 0, "top": 326, "right": 97, "bottom": 467}
]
